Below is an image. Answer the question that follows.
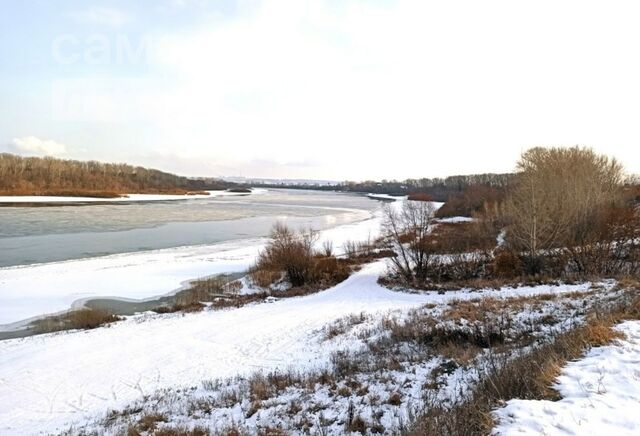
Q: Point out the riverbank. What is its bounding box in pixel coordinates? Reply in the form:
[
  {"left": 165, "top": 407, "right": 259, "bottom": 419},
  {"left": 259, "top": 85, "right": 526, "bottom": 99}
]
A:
[
  {"left": 0, "top": 188, "right": 265, "bottom": 205},
  {"left": 0, "top": 197, "right": 388, "bottom": 331}
]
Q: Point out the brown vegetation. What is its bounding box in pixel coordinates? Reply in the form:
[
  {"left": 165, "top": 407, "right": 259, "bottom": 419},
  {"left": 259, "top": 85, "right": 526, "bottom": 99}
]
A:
[
  {"left": 410, "top": 289, "right": 640, "bottom": 435},
  {"left": 427, "top": 221, "right": 499, "bottom": 254},
  {"left": 0, "top": 153, "right": 229, "bottom": 197},
  {"left": 407, "top": 192, "right": 434, "bottom": 202},
  {"left": 506, "top": 146, "right": 625, "bottom": 274},
  {"left": 152, "top": 275, "right": 244, "bottom": 314},
  {"left": 436, "top": 184, "right": 505, "bottom": 218},
  {"left": 254, "top": 223, "right": 319, "bottom": 287},
  {"left": 82, "top": 283, "right": 638, "bottom": 436},
  {"left": 382, "top": 147, "right": 639, "bottom": 289},
  {"left": 249, "top": 223, "right": 386, "bottom": 292},
  {"left": 33, "top": 308, "right": 121, "bottom": 333}
]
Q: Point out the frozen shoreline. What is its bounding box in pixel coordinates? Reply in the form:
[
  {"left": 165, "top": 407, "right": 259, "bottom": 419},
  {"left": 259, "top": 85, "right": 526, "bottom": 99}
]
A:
[
  {"left": 0, "top": 189, "right": 267, "bottom": 204},
  {"left": 0, "top": 260, "right": 429, "bottom": 435},
  {"left": 0, "top": 202, "right": 387, "bottom": 329}
]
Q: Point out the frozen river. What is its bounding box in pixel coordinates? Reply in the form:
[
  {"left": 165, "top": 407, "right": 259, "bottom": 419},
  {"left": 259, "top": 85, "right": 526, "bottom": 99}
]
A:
[
  {"left": 0, "top": 189, "right": 386, "bottom": 328},
  {"left": 0, "top": 189, "right": 378, "bottom": 267}
]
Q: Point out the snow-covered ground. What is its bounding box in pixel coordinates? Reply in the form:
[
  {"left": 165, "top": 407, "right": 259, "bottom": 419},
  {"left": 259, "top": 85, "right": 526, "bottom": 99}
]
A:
[
  {"left": 493, "top": 320, "right": 640, "bottom": 435},
  {"left": 436, "top": 216, "right": 475, "bottom": 223},
  {"left": 0, "top": 240, "right": 265, "bottom": 329},
  {"left": 366, "top": 193, "right": 408, "bottom": 201},
  {"left": 0, "top": 261, "right": 429, "bottom": 435},
  {"left": 0, "top": 259, "right": 608, "bottom": 435},
  {"left": 0, "top": 189, "right": 266, "bottom": 204}
]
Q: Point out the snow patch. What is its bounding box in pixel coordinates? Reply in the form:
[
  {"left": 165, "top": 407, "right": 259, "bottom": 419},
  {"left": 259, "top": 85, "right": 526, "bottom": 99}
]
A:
[{"left": 493, "top": 320, "right": 640, "bottom": 435}]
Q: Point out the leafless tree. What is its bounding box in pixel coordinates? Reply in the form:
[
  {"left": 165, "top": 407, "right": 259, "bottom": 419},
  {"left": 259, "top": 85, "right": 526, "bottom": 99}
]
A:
[
  {"left": 0, "top": 153, "right": 228, "bottom": 195},
  {"left": 383, "top": 200, "right": 437, "bottom": 284},
  {"left": 506, "top": 146, "right": 624, "bottom": 273}
]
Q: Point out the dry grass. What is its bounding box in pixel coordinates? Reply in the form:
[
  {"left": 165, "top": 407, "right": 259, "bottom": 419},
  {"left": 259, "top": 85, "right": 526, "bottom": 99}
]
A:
[
  {"left": 75, "top": 281, "right": 637, "bottom": 436},
  {"left": 135, "top": 413, "right": 167, "bottom": 432},
  {"left": 441, "top": 293, "right": 575, "bottom": 324},
  {"left": 249, "top": 270, "right": 282, "bottom": 288},
  {"left": 427, "top": 221, "right": 499, "bottom": 254},
  {"left": 152, "top": 276, "right": 244, "bottom": 314},
  {"left": 153, "top": 426, "right": 210, "bottom": 436},
  {"left": 410, "top": 292, "right": 640, "bottom": 435},
  {"left": 33, "top": 308, "right": 121, "bottom": 334},
  {"left": 322, "top": 312, "right": 367, "bottom": 341}
]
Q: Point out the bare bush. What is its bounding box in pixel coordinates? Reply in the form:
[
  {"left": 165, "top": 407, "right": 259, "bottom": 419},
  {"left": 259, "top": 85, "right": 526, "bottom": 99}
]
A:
[
  {"left": 341, "top": 236, "right": 376, "bottom": 258},
  {"left": 321, "top": 240, "right": 334, "bottom": 257},
  {"left": 255, "top": 223, "right": 318, "bottom": 287}
]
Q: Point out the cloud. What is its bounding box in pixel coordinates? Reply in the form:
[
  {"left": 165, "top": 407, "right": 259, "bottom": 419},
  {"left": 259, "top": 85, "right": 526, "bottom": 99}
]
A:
[
  {"left": 10, "top": 137, "right": 68, "bottom": 156},
  {"left": 38, "top": 0, "right": 640, "bottom": 179},
  {"left": 70, "top": 7, "right": 131, "bottom": 27},
  {"left": 142, "top": 0, "right": 640, "bottom": 179},
  {"left": 156, "top": 0, "right": 211, "bottom": 11}
]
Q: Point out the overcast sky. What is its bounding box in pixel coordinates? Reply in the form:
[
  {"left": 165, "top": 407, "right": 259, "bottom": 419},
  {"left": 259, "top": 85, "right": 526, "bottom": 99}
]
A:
[{"left": 1, "top": 0, "right": 639, "bottom": 181}]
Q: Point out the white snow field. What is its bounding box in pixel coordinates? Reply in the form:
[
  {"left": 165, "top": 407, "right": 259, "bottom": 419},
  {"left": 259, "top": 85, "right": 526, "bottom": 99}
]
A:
[
  {"left": 0, "top": 198, "right": 387, "bottom": 329},
  {"left": 0, "top": 239, "right": 265, "bottom": 329},
  {"left": 0, "top": 261, "right": 430, "bottom": 435},
  {"left": 493, "top": 320, "right": 640, "bottom": 435},
  {"left": 0, "top": 259, "right": 605, "bottom": 435}
]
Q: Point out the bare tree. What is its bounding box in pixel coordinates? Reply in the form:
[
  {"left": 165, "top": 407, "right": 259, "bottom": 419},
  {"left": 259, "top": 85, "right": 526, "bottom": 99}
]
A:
[
  {"left": 506, "top": 146, "right": 624, "bottom": 273},
  {"left": 0, "top": 153, "right": 229, "bottom": 195},
  {"left": 383, "top": 200, "right": 437, "bottom": 284}
]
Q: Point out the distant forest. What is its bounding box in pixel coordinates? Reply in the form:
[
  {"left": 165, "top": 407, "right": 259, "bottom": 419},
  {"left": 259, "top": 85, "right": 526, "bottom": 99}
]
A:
[
  {"left": 0, "top": 153, "right": 232, "bottom": 197},
  {"left": 253, "top": 173, "right": 514, "bottom": 202}
]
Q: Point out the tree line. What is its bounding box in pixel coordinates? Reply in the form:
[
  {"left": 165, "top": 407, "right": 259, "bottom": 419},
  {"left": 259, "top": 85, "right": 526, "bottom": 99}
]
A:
[
  {"left": 0, "top": 153, "right": 232, "bottom": 197},
  {"left": 383, "top": 146, "right": 640, "bottom": 286},
  {"left": 250, "top": 173, "right": 514, "bottom": 202}
]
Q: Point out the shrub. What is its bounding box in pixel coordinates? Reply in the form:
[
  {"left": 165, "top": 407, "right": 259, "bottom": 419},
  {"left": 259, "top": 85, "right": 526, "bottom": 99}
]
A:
[
  {"left": 427, "top": 222, "right": 498, "bottom": 254},
  {"left": 311, "top": 256, "right": 350, "bottom": 285},
  {"left": 407, "top": 192, "right": 433, "bottom": 202},
  {"left": 436, "top": 184, "right": 505, "bottom": 218},
  {"left": 489, "top": 249, "right": 523, "bottom": 279},
  {"left": 321, "top": 240, "right": 334, "bottom": 257},
  {"left": 255, "top": 223, "right": 318, "bottom": 287}
]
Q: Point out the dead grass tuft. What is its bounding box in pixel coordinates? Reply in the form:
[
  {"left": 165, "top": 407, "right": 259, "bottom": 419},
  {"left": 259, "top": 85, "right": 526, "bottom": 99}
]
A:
[
  {"left": 134, "top": 412, "right": 167, "bottom": 432},
  {"left": 410, "top": 292, "right": 640, "bottom": 435},
  {"left": 154, "top": 426, "right": 210, "bottom": 436},
  {"left": 33, "top": 308, "right": 121, "bottom": 333}
]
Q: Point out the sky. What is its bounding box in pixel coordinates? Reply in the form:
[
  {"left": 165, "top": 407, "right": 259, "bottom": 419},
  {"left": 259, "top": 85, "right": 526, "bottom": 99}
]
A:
[{"left": 1, "top": 0, "right": 640, "bottom": 181}]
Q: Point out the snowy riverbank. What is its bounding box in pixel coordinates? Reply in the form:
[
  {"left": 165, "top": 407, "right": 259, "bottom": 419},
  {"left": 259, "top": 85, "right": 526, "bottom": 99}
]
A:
[
  {"left": 0, "top": 189, "right": 267, "bottom": 204},
  {"left": 0, "top": 198, "right": 387, "bottom": 329}
]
